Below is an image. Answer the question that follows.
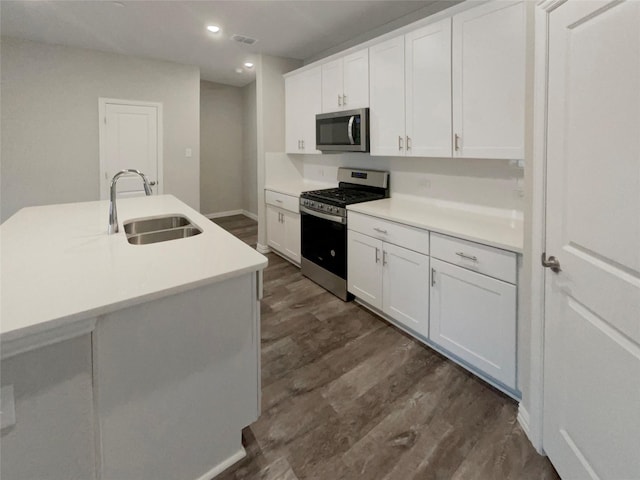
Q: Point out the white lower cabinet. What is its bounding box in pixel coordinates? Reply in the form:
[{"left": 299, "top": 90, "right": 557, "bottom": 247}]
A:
[
  {"left": 429, "top": 257, "right": 516, "bottom": 389},
  {"left": 347, "top": 211, "right": 518, "bottom": 396},
  {"left": 348, "top": 230, "right": 429, "bottom": 337},
  {"left": 265, "top": 190, "right": 301, "bottom": 265}
]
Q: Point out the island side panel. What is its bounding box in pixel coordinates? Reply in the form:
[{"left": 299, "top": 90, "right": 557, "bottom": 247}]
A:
[
  {"left": 93, "top": 272, "right": 260, "bottom": 480},
  {"left": 0, "top": 335, "right": 96, "bottom": 480}
]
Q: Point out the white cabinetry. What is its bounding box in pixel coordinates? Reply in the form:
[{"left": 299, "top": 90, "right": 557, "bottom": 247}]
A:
[
  {"left": 265, "top": 190, "right": 301, "bottom": 264},
  {"left": 452, "top": 1, "right": 525, "bottom": 159},
  {"left": 429, "top": 233, "right": 517, "bottom": 389},
  {"left": 370, "top": 19, "right": 452, "bottom": 157},
  {"left": 321, "top": 49, "right": 369, "bottom": 112},
  {"left": 348, "top": 214, "right": 430, "bottom": 337},
  {"left": 285, "top": 66, "right": 321, "bottom": 154}
]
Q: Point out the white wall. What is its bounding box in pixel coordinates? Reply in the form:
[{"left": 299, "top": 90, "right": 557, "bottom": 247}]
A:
[
  {"left": 1, "top": 335, "right": 95, "bottom": 480},
  {"left": 0, "top": 37, "right": 200, "bottom": 221},
  {"left": 200, "top": 81, "right": 243, "bottom": 215},
  {"left": 300, "top": 154, "right": 524, "bottom": 213},
  {"left": 242, "top": 81, "right": 258, "bottom": 216}
]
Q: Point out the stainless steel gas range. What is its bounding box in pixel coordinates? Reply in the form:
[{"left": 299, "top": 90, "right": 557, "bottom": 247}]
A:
[{"left": 299, "top": 167, "right": 390, "bottom": 301}]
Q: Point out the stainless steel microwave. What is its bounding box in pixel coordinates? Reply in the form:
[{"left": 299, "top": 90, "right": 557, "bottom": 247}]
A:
[{"left": 316, "top": 108, "right": 369, "bottom": 152}]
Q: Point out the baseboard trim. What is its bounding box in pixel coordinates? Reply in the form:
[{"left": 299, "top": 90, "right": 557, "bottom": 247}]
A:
[
  {"left": 517, "top": 404, "right": 531, "bottom": 437},
  {"left": 256, "top": 243, "right": 270, "bottom": 254},
  {"left": 205, "top": 210, "right": 243, "bottom": 219},
  {"left": 242, "top": 210, "right": 258, "bottom": 221},
  {"left": 194, "top": 447, "right": 246, "bottom": 480}
]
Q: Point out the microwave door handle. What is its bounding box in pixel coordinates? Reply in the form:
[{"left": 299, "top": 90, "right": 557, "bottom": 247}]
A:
[{"left": 347, "top": 116, "right": 355, "bottom": 145}]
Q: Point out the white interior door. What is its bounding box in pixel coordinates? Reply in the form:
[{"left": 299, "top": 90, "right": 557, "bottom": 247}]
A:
[
  {"left": 100, "top": 99, "right": 161, "bottom": 199},
  {"left": 543, "top": 2, "right": 640, "bottom": 479}
]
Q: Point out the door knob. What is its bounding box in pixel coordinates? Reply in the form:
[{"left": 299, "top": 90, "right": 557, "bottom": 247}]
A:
[
  {"left": 541, "top": 252, "right": 561, "bottom": 273},
  {"left": 149, "top": 181, "right": 157, "bottom": 186}
]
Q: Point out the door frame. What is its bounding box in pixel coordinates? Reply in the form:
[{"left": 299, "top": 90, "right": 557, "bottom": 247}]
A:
[
  {"left": 526, "top": 0, "right": 567, "bottom": 455},
  {"left": 98, "top": 98, "right": 164, "bottom": 200}
]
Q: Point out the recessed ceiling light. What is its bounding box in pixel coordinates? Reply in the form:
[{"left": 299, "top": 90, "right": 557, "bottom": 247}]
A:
[
  {"left": 206, "top": 25, "right": 220, "bottom": 33},
  {"left": 235, "top": 68, "right": 244, "bottom": 74},
  {"left": 244, "top": 62, "right": 254, "bottom": 69}
]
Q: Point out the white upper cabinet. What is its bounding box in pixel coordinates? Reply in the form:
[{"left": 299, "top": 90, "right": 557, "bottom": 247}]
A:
[
  {"left": 285, "top": 66, "right": 321, "bottom": 154},
  {"left": 321, "top": 48, "right": 369, "bottom": 112},
  {"left": 370, "top": 18, "right": 452, "bottom": 157},
  {"left": 369, "top": 36, "right": 406, "bottom": 156},
  {"left": 405, "top": 19, "right": 453, "bottom": 158},
  {"left": 452, "top": 1, "right": 526, "bottom": 159}
]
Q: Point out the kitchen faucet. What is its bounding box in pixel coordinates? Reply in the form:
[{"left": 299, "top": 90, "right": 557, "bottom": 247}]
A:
[{"left": 108, "top": 169, "right": 153, "bottom": 234}]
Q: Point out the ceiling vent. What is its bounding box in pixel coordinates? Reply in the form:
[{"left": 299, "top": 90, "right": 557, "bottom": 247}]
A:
[{"left": 231, "top": 34, "right": 258, "bottom": 45}]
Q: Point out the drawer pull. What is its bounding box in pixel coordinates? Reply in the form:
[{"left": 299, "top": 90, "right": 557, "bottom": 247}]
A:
[
  {"left": 456, "top": 251, "right": 478, "bottom": 262},
  {"left": 431, "top": 268, "right": 436, "bottom": 286},
  {"left": 275, "top": 199, "right": 283, "bottom": 203},
  {"left": 383, "top": 251, "right": 388, "bottom": 266},
  {"left": 373, "top": 227, "right": 388, "bottom": 234},
  {"left": 375, "top": 247, "right": 380, "bottom": 264}
]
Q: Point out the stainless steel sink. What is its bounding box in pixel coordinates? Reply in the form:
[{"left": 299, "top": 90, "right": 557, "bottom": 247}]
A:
[
  {"left": 123, "top": 215, "right": 202, "bottom": 245},
  {"left": 127, "top": 226, "right": 202, "bottom": 245},
  {"left": 124, "top": 215, "right": 191, "bottom": 235}
]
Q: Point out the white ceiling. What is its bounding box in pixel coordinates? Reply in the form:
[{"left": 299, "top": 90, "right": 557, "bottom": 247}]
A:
[{"left": 0, "top": 0, "right": 461, "bottom": 87}]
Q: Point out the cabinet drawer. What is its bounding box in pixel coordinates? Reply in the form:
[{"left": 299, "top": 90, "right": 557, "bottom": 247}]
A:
[
  {"left": 265, "top": 190, "right": 299, "bottom": 213},
  {"left": 348, "top": 212, "right": 429, "bottom": 255},
  {"left": 430, "top": 232, "right": 516, "bottom": 284}
]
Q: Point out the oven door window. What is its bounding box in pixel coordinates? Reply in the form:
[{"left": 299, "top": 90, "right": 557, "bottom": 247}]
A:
[
  {"left": 301, "top": 212, "right": 347, "bottom": 279},
  {"left": 317, "top": 115, "right": 361, "bottom": 146}
]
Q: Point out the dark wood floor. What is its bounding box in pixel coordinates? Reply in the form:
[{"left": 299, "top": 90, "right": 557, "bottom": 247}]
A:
[{"left": 212, "top": 215, "right": 559, "bottom": 480}]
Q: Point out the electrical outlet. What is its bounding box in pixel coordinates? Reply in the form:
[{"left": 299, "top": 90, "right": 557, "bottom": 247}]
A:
[{"left": 418, "top": 177, "right": 431, "bottom": 190}]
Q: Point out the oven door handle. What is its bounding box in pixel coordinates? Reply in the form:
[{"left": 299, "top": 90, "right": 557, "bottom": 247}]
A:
[
  {"left": 347, "top": 116, "right": 355, "bottom": 145},
  {"left": 300, "top": 205, "right": 346, "bottom": 224}
]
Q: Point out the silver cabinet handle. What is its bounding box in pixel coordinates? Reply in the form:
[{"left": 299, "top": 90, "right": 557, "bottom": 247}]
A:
[
  {"left": 398, "top": 135, "right": 404, "bottom": 151},
  {"left": 456, "top": 251, "right": 478, "bottom": 262},
  {"left": 297, "top": 140, "right": 301, "bottom": 149},
  {"left": 375, "top": 247, "right": 380, "bottom": 263},
  {"left": 301, "top": 139, "right": 305, "bottom": 149},
  {"left": 275, "top": 199, "right": 283, "bottom": 203},
  {"left": 338, "top": 94, "right": 342, "bottom": 107},
  {"left": 431, "top": 268, "right": 436, "bottom": 286},
  {"left": 541, "top": 252, "right": 561, "bottom": 273},
  {"left": 343, "top": 94, "right": 347, "bottom": 106},
  {"left": 454, "top": 133, "right": 461, "bottom": 151},
  {"left": 373, "top": 227, "right": 388, "bottom": 234},
  {"left": 406, "top": 136, "right": 411, "bottom": 151},
  {"left": 383, "top": 251, "right": 388, "bottom": 266}
]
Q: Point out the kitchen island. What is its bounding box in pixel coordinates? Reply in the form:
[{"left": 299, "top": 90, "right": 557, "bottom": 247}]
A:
[{"left": 0, "top": 195, "right": 267, "bottom": 480}]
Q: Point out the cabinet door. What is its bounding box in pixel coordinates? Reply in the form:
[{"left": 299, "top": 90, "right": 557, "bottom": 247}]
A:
[
  {"left": 452, "top": 1, "right": 525, "bottom": 159},
  {"left": 285, "top": 74, "right": 302, "bottom": 153},
  {"left": 347, "top": 231, "right": 383, "bottom": 309},
  {"left": 382, "top": 243, "right": 430, "bottom": 338},
  {"left": 369, "top": 36, "right": 405, "bottom": 156},
  {"left": 405, "top": 19, "right": 452, "bottom": 158},
  {"left": 342, "top": 49, "right": 369, "bottom": 110},
  {"left": 429, "top": 258, "right": 516, "bottom": 388},
  {"left": 300, "top": 66, "right": 322, "bottom": 154},
  {"left": 283, "top": 210, "right": 301, "bottom": 264},
  {"left": 321, "top": 58, "right": 343, "bottom": 113},
  {"left": 266, "top": 206, "right": 285, "bottom": 251}
]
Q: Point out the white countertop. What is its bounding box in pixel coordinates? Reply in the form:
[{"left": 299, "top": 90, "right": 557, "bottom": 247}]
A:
[
  {"left": 347, "top": 196, "right": 523, "bottom": 253},
  {"left": 1, "top": 195, "right": 267, "bottom": 355},
  {"left": 264, "top": 179, "right": 335, "bottom": 197}
]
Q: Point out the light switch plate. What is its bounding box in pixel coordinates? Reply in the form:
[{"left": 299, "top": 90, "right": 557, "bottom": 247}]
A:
[
  {"left": 1, "top": 385, "right": 16, "bottom": 430},
  {"left": 185, "top": 148, "right": 192, "bottom": 158}
]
